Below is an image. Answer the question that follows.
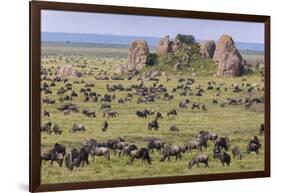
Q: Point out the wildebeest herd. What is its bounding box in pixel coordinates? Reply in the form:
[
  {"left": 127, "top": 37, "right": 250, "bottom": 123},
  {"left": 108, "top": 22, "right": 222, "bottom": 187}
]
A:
[{"left": 40, "top": 46, "right": 265, "bottom": 183}]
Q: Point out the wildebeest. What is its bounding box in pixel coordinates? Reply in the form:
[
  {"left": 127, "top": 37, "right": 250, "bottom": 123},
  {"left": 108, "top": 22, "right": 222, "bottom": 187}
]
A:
[
  {"left": 232, "top": 145, "right": 242, "bottom": 160},
  {"left": 103, "top": 110, "right": 119, "bottom": 118},
  {"left": 249, "top": 136, "right": 261, "bottom": 148},
  {"left": 90, "top": 147, "right": 110, "bottom": 161},
  {"left": 43, "top": 110, "right": 50, "bottom": 117},
  {"left": 53, "top": 143, "right": 66, "bottom": 157},
  {"left": 148, "top": 119, "right": 159, "bottom": 131},
  {"left": 247, "top": 143, "right": 260, "bottom": 154},
  {"left": 70, "top": 123, "right": 86, "bottom": 133},
  {"left": 101, "top": 121, "right": 109, "bottom": 132},
  {"left": 170, "top": 125, "right": 179, "bottom": 132},
  {"left": 185, "top": 137, "right": 206, "bottom": 153},
  {"left": 160, "top": 144, "right": 182, "bottom": 161},
  {"left": 65, "top": 147, "right": 89, "bottom": 170},
  {"left": 121, "top": 144, "right": 138, "bottom": 156},
  {"left": 198, "top": 131, "right": 218, "bottom": 142},
  {"left": 214, "top": 151, "right": 231, "bottom": 166},
  {"left": 147, "top": 138, "right": 164, "bottom": 152},
  {"left": 82, "top": 109, "right": 96, "bottom": 117},
  {"left": 136, "top": 110, "right": 149, "bottom": 118},
  {"left": 215, "top": 136, "right": 230, "bottom": 151},
  {"left": 53, "top": 124, "right": 62, "bottom": 135},
  {"left": 167, "top": 109, "right": 177, "bottom": 116},
  {"left": 40, "top": 149, "right": 64, "bottom": 167},
  {"left": 41, "top": 122, "right": 52, "bottom": 134},
  {"left": 129, "top": 148, "right": 151, "bottom": 165},
  {"left": 188, "top": 154, "right": 209, "bottom": 169},
  {"left": 259, "top": 123, "right": 265, "bottom": 135}
]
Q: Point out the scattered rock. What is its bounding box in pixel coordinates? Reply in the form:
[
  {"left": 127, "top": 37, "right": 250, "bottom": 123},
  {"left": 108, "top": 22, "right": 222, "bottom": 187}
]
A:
[
  {"left": 128, "top": 40, "right": 150, "bottom": 72},
  {"left": 213, "top": 34, "right": 244, "bottom": 76},
  {"left": 156, "top": 36, "right": 182, "bottom": 57}
]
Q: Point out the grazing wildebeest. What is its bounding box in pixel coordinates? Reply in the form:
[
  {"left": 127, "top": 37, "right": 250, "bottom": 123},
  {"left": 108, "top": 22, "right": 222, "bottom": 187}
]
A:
[
  {"left": 232, "top": 145, "right": 242, "bottom": 160},
  {"left": 198, "top": 131, "right": 218, "bottom": 142},
  {"left": 167, "top": 109, "right": 177, "bottom": 116},
  {"left": 53, "top": 143, "right": 66, "bottom": 157},
  {"left": 147, "top": 138, "right": 164, "bottom": 152},
  {"left": 185, "top": 138, "right": 206, "bottom": 153},
  {"left": 103, "top": 110, "right": 119, "bottom": 118},
  {"left": 121, "top": 144, "right": 138, "bottom": 156},
  {"left": 129, "top": 148, "right": 151, "bottom": 165},
  {"left": 136, "top": 110, "right": 148, "bottom": 118},
  {"left": 101, "top": 102, "right": 111, "bottom": 109},
  {"left": 148, "top": 118, "right": 159, "bottom": 131},
  {"left": 191, "top": 103, "right": 200, "bottom": 110},
  {"left": 214, "top": 151, "right": 231, "bottom": 166},
  {"left": 156, "top": 112, "right": 163, "bottom": 119},
  {"left": 90, "top": 147, "right": 110, "bottom": 161},
  {"left": 82, "top": 109, "right": 96, "bottom": 117},
  {"left": 247, "top": 143, "right": 260, "bottom": 154},
  {"left": 70, "top": 123, "right": 86, "bottom": 133},
  {"left": 259, "top": 123, "right": 265, "bottom": 135},
  {"left": 53, "top": 124, "right": 62, "bottom": 135},
  {"left": 160, "top": 144, "right": 182, "bottom": 161},
  {"left": 43, "top": 110, "right": 50, "bottom": 117},
  {"left": 170, "top": 125, "right": 179, "bottom": 132},
  {"left": 179, "top": 99, "right": 189, "bottom": 108},
  {"left": 101, "top": 121, "right": 109, "bottom": 132},
  {"left": 188, "top": 154, "right": 209, "bottom": 169},
  {"left": 40, "top": 149, "right": 64, "bottom": 167},
  {"left": 215, "top": 136, "right": 230, "bottom": 151},
  {"left": 65, "top": 147, "right": 90, "bottom": 170},
  {"left": 41, "top": 122, "right": 52, "bottom": 135}
]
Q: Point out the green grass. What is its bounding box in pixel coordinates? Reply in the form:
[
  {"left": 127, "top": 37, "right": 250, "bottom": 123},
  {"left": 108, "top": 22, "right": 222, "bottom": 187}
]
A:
[{"left": 41, "top": 43, "right": 265, "bottom": 184}]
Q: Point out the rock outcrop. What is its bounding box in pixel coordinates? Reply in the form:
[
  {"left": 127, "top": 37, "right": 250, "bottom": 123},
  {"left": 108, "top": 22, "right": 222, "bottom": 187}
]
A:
[
  {"left": 200, "top": 40, "right": 216, "bottom": 59},
  {"left": 213, "top": 34, "right": 244, "bottom": 76},
  {"left": 128, "top": 40, "right": 150, "bottom": 72},
  {"left": 156, "top": 35, "right": 182, "bottom": 56}
]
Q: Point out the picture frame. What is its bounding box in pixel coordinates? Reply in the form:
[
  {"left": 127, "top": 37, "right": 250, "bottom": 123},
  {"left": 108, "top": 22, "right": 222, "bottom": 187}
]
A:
[{"left": 30, "top": 1, "right": 270, "bottom": 192}]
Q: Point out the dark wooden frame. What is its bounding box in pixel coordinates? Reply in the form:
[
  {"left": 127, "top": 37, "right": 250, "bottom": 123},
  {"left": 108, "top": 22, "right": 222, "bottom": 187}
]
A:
[{"left": 30, "top": 1, "right": 270, "bottom": 192}]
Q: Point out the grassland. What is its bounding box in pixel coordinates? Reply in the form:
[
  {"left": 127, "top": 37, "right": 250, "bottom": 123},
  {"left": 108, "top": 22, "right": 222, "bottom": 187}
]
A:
[{"left": 40, "top": 42, "right": 265, "bottom": 184}]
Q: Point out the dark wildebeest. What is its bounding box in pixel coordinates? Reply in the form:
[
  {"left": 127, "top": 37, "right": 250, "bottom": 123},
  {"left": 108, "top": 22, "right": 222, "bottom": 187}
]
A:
[
  {"left": 65, "top": 147, "right": 89, "bottom": 170},
  {"left": 191, "top": 103, "right": 200, "bottom": 110},
  {"left": 156, "top": 112, "right": 164, "bottom": 119},
  {"left": 147, "top": 138, "right": 164, "bottom": 152},
  {"left": 170, "top": 125, "right": 179, "bottom": 132},
  {"left": 167, "top": 109, "right": 177, "bottom": 116},
  {"left": 188, "top": 154, "right": 209, "bottom": 169},
  {"left": 198, "top": 131, "right": 218, "bottom": 142},
  {"left": 82, "top": 109, "right": 96, "bottom": 117},
  {"left": 259, "top": 123, "right": 265, "bottom": 135},
  {"left": 232, "top": 145, "right": 242, "bottom": 160},
  {"left": 101, "top": 121, "right": 109, "bottom": 132},
  {"left": 121, "top": 144, "right": 138, "bottom": 156},
  {"left": 41, "top": 122, "right": 52, "bottom": 135},
  {"left": 136, "top": 110, "right": 148, "bottom": 118},
  {"left": 249, "top": 136, "right": 261, "bottom": 148},
  {"left": 214, "top": 151, "right": 231, "bottom": 166},
  {"left": 43, "top": 110, "right": 50, "bottom": 117},
  {"left": 148, "top": 119, "right": 159, "bottom": 131},
  {"left": 129, "top": 148, "right": 151, "bottom": 165},
  {"left": 70, "top": 124, "right": 86, "bottom": 133},
  {"left": 40, "top": 149, "right": 64, "bottom": 167},
  {"left": 160, "top": 144, "right": 182, "bottom": 161},
  {"left": 247, "top": 143, "right": 260, "bottom": 154},
  {"left": 90, "top": 147, "right": 110, "bottom": 161},
  {"left": 53, "top": 124, "right": 62, "bottom": 135},
  {"left": 53, "top": 143, "right": 66, "bottom": 157},
  {"left": 215, "top": 136, "right": 230, "bottom": 151}
]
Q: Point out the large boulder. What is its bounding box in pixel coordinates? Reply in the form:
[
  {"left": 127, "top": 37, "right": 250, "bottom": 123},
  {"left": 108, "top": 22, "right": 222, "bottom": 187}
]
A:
[
  {"left": 156, "top": 35, "right": 171, "bottom": 56},
  {"left": 200, "top": 40, "right": 216, "bottom": 58},
  {"left": 128, "top": 40, "right": 150, "bottom": 72},
  {"left": 156, "top": 35, "right": 182, "bottom": 56},
  {"left": 58, "top": 65, "right": 77, "bottom": 77},
  {"left": 213, "top": 34, "right": 244, "bottom": 76}
]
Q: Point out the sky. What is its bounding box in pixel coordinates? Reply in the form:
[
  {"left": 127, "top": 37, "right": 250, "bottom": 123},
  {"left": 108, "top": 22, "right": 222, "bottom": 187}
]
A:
[{"left": 41, "top": 10, "right": 264, "bottom": 43}]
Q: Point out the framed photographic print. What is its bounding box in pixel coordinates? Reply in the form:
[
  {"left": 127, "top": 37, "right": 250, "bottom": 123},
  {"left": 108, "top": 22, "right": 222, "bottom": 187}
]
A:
[{"left": 30, "top": 1, "right": 270, "bottom": 192}]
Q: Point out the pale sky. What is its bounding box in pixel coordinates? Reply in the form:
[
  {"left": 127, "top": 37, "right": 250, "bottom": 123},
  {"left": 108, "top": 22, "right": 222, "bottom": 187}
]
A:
[{"left": 41, "top": 10, "right": 264, "bottom": 43}]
